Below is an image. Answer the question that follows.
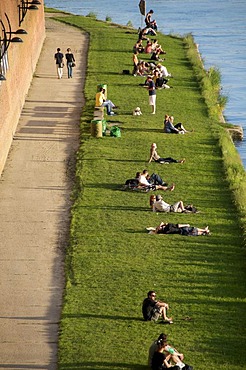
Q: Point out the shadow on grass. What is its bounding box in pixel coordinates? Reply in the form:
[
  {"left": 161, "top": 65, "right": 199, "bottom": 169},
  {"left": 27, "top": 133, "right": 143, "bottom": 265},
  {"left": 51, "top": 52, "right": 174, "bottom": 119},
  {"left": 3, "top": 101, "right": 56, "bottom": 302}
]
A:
[
  {"left": 87, "top": 183, "right": 150, "bottom": 193},
  {"left": 78, "top": 205, "right": 150, "bottom": 212},
  {"left": 62, "top": 313, "right": 143, "bottom": 322},
  {"left": 82, "top": 158, "right": 145, "bottom": 163},
  {"left": 59, "top": 362, "right": 147, "bottom": 370},
  {"left": 107, "top": 159, "right": 146, "bottom": 163},
  {"left": 123, "top": 127, "right": 163, "bottom": 133}
]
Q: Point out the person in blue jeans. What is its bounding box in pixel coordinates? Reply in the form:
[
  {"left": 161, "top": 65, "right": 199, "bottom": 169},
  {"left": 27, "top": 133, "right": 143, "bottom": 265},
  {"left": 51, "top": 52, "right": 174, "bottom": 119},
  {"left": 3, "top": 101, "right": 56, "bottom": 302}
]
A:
[
  {"left": 65, "top": 48, "right": 75, "bottom": 78},
  {"left": 95, "top": 87, "right": 118, "bottom": 116}
]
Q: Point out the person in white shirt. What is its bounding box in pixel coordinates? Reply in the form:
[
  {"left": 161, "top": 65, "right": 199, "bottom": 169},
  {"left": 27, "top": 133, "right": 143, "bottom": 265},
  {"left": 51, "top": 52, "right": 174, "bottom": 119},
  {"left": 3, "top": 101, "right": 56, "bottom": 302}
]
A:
[
  {"left": 138, "top": 171, "right": 175, "bottom": 191},
  {"left": 152, "top": 194, "right": 185, "bottom": 212},
  {"left": 157, "top": 63, "right": 172, "bottom": 78}
]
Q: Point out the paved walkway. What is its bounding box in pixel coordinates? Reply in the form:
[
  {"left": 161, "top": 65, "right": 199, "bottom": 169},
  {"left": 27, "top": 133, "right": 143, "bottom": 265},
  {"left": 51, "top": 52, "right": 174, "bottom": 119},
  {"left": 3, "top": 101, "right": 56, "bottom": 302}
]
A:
[{"left": 0, "top": 16, "right": 87, "bottom": 369}]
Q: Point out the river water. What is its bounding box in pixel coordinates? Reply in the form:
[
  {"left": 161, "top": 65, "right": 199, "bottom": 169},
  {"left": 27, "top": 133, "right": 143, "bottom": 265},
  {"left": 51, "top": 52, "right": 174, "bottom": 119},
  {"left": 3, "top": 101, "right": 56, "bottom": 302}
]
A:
[{"left": 45, "top": 0, "right": 246, "bottom": 168}]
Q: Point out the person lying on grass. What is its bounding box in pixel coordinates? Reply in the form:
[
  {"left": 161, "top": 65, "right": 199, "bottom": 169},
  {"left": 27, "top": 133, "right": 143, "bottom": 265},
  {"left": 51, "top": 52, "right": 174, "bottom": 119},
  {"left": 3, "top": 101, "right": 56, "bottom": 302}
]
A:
[
  {"left": 148, "top": 143, "right": 185, "bottom": 164},
  {"left": 138, "top": 170, "right": 175, "bottom": 191},
  {"left": 148, "top": 333, "right": 186, "bottom": 369},
  {"left": 152, "top": 195, "right": 198, "bottom": 213},
  {"left": 124, "top": 171, "right": 175, "bottom": 191},
  {"left": 142, "top": 290, "right": 173, "bottom": 324},
  {"left": 147, "top": 222, "right": 210, "bottom": 236}
]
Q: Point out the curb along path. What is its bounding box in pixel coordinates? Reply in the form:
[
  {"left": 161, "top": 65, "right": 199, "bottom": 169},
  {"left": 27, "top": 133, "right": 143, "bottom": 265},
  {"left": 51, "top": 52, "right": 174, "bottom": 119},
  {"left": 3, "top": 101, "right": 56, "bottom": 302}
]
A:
[{"left": 0, "top": 16, "right": 87, "bottom": 369}]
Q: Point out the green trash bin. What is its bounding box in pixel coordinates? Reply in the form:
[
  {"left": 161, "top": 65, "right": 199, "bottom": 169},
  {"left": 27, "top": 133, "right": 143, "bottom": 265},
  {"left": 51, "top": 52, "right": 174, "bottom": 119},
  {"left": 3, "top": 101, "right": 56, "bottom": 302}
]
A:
[
  {"left": 97, "top": 83, "right": 107, "bottom": 98},
  {"left": 91, "top": 119, "right": 103, "bottom": 138},
  {"left": 102, "top": 119, "right": 107, "bottom": 136}
]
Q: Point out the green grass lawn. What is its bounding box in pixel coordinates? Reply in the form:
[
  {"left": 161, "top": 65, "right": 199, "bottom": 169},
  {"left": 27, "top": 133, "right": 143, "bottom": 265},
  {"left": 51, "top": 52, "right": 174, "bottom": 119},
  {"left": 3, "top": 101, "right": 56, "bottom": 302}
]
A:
[{"left": 50, "top": 14, "right": 246, "bottom": 370}]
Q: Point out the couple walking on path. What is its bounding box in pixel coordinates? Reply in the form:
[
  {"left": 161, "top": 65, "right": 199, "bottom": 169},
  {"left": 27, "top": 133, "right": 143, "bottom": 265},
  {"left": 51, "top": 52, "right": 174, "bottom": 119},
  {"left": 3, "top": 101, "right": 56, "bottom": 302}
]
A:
[{"left": 54, "top": 46, "right": 76, "bottom": 78}]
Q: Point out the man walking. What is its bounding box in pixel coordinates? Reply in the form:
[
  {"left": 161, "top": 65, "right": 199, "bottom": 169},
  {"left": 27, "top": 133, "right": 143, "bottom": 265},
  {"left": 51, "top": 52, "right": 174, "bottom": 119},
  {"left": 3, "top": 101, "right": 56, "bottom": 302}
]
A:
[{"left": 54, "top": 47, "right": 64, "bottom": 79}]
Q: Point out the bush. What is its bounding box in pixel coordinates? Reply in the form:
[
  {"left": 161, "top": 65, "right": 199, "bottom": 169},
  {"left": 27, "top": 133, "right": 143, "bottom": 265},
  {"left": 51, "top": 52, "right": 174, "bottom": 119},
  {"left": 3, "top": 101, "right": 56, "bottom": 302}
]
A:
[
  {"left": 85, "top": 12, "right": 97, "bottom": 19},
  {"left": 105, "top": 15, "right": 112, "bottom": 22}
]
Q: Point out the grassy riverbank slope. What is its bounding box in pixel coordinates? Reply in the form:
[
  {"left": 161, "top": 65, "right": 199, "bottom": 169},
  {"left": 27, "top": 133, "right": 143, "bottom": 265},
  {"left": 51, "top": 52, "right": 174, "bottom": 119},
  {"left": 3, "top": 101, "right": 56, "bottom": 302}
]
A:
[{"left": 49, "top": 13, "right": 246, "bottom": 370}]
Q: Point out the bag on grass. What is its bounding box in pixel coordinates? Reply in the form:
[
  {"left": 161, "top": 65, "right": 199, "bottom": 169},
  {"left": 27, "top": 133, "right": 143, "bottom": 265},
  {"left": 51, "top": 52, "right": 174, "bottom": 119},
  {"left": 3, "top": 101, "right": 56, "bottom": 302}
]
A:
[
  {"left": 184, "top": 204, "right": 198, "bottom": 213},
  {"left": 110, "top": 126, "right": 121, "bottom": 138}
]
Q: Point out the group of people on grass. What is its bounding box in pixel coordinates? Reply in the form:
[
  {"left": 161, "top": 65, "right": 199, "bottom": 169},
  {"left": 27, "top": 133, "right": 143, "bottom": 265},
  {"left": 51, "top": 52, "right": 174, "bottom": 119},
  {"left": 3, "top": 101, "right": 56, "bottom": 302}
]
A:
[
  {"left": 133, "top": 9, "right": 173, "bottom": 100},
  {"left": 91, "top": 6, "right": 210, "bottom": 368},
  {"left": 123, "top": 142, "right": 210, "bottom": 236},
  {"left": 142, "top": 290, "right": 193, "bottom": 370}
]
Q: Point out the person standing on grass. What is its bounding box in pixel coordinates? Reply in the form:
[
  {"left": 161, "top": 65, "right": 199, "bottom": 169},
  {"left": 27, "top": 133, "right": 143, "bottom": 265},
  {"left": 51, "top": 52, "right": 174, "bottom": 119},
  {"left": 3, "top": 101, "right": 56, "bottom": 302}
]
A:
[
  {"left": 142, "top": 290, "right": 173, "bottom": 324},
  {"left": 133, "top": 51, "right": 139, "bottom": 76},
  {"left": 54, "top": 47, "right": 64, "bottom": 79},
  {"left": 65, "top": 48, "right": 75, "bottom": 78},
  {"left": 147, "top": 75, "right": 156, "bottom": 114}
]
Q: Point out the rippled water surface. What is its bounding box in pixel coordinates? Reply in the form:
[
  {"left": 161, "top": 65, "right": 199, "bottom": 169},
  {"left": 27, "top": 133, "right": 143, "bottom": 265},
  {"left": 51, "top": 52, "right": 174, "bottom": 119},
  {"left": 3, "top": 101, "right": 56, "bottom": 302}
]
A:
[{"left": 45, "top": 0, "right": 246, "bottom": 167}]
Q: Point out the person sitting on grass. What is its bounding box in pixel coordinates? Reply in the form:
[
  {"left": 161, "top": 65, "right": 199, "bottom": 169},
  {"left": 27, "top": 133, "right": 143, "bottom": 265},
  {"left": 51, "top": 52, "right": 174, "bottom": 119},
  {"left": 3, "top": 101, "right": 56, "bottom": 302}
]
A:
[
  {"left": 138, "top": 60, "right": 150, "bottom": 76},
  {"left": 151, "top": 340, "right": 179, "bottom": 370},
  {"left": 147, "top": 222, "right": 210, "bottom": 236},
  {"left": 133, "top": 39, "right": 144, "bottom": 54},
  {"left": 148, "top": 143, "right": 185, "bottom": 164},
  {"left": 124, "top": 171, "right": 174, "bottom": 192},
  {"left": 151, "top": 39, "right": 166, "bottom": 55},
  {"left": 138, "top": 26, "right": 157, "bottom": 40},
  {"left": 95, "top": 87, "right": 118, "bottom": 116},
  {"left": 138, "top": 170, "right": 175, "bottom": 191},
  {"left": 151, "top": 49, "right": 164, "bottom": 62},
  {"left": 142, "top": 290, "right": 173, "bottom": 324},
  {"left": 157, "top": 63, "right": 172, "bottom": 78},
  {"left": 145, "top": 9, "right": 158, "bottom": 30},
  {"left": 148, "top": 333, "right": 185, "bottom": 369},
  {"left": 164, "top": 115, "right": 189, "bottom": 134},
  {"left": 151, "top": 336, "right": 193, "bottom": 370},
  {"left": 145, "top": 39, "right": 153, "bottom": 54},
  {"left": 152, "top": 70, "right": 171, "bottom": 89}
]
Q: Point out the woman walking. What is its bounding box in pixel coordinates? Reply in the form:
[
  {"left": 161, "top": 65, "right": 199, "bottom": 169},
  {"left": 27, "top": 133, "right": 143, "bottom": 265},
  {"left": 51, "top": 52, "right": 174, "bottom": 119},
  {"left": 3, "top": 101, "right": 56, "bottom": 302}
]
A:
[{"left": 65, "top": 48, "right": 75, "bottom": 78}]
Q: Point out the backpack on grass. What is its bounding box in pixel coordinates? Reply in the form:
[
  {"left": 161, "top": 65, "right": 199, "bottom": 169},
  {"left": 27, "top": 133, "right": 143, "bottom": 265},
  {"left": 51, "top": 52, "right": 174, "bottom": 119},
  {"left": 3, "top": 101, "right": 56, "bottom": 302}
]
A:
[{"left": 110, "top": 126, "right": 121, "bottom": 138}]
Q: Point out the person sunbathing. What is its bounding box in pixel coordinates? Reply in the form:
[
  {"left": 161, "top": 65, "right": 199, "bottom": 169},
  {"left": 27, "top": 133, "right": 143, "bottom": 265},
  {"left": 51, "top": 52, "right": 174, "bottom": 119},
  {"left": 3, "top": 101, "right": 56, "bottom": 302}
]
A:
[
  {"left": 148, "top": 143, "right": 185, "bottom": 164},
  {"left": 138, "top": 170, "right": 175, "bottom": 191},
  {"left": 152, "top": 195, "right": 199, "bottom": 213},
  {"left": 147, "top": 222, "right": 210, "bottom": 236}
]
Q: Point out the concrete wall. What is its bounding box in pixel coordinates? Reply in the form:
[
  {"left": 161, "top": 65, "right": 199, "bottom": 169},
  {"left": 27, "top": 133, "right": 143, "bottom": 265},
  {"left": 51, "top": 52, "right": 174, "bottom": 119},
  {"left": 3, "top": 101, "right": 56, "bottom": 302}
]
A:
[{"left": 0, "top": 0, "right": 45, "bottom": 176}]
